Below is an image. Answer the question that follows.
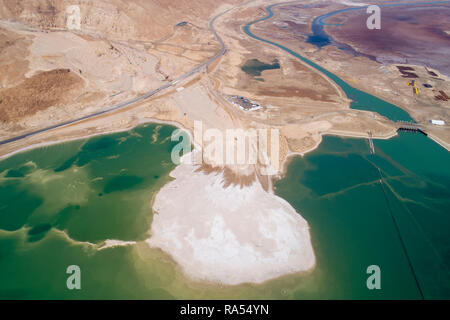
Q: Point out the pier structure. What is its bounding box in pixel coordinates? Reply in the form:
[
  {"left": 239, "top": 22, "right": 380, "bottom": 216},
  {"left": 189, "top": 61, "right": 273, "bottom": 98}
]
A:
[
  {"left": 395, "top": 121, "right": 428, "bottom": 136},
  {"left": 367, "top": 131, "right": 375, "bottom": 155}
]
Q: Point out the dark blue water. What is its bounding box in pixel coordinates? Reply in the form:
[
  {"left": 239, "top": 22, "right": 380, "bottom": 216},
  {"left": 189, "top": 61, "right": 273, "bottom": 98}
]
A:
[
  {"left": 245, "top": 2, "right": 450, "bottom": 299},
  {"left": 244, "top": 5, "right": 413, "bottom": 122},
  {"left": 307, "top": 1, "right": 450, "bottom": 50}
]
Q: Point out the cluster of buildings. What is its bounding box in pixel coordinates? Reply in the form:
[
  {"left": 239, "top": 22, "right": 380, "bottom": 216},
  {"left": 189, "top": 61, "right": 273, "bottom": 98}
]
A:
[
  {"left": 227, "top": 95, "right": 262, "bottom": 112},
  {"left": 430, "top": 119, "right": 446, "bottom": 126}
]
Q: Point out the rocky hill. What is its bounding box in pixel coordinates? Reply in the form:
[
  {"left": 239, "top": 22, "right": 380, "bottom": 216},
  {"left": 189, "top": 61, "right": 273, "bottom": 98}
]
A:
[{"left": 0, "top": 0, "right": 241, "bottom": 41}]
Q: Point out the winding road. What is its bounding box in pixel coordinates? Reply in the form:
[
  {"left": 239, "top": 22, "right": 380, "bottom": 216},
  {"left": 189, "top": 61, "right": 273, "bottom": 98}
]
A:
[{"left": 0, "top": 2, "right": 248, "bottom": 146}]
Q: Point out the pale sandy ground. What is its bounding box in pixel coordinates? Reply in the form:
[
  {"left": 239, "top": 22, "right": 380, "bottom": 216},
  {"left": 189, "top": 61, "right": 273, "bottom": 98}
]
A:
[
  {"left": 98, "top": 240, "right": 137, "bottom": 251},
  {"left": 1, "top": 0, "right": 443, "bottom": 287},
  {"left": 146, "top": 150, "right": 315, "bottom": 285},
  {"left": 253, "top": 2, "right": 450, "bottom": 150}
]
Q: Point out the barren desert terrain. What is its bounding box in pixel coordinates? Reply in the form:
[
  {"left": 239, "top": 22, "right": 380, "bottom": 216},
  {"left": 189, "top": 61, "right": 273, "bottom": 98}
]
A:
[{"left": 0, "top": 0, "right": 448, "bottom": 288}]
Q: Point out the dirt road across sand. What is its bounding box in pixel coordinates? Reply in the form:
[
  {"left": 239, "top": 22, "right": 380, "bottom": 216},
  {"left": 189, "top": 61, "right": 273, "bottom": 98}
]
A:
[{"left": 0, "top": 0, "right": 256, "bottom": 146}]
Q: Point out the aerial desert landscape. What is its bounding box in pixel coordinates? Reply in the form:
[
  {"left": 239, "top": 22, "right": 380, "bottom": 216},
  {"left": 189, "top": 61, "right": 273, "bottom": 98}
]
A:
[{"left": 0, "top": 0, "right": 449, "bottom": 301}]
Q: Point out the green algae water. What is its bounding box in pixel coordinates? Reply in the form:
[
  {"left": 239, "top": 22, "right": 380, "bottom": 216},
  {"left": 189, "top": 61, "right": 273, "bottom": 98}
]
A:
[
  {"left": 1, "top": 3, "right": 449, "bottom": 300},
  {"left": 1, "top": 124, "right": 448, "bottom": 299},
  {"left": 241, "top": 58, "right": 281, "bottom": 77},
  {"left": 0, "top": 123, "right": 271, "bottom": 299},
  {"left": 275, "top": 133, "right": 450, "bottom": 299},
  {"left": 0, "top": 123, "right": 321, "bottom": 300},
  {"left": 0, "top": 124, "right": 182, "bottom": 299},
  {"left": 244, "top": 4, "right": 413, "bottom": 122},
  {"left": 243, "top": 4, "right": 449, "bottom": 299}
]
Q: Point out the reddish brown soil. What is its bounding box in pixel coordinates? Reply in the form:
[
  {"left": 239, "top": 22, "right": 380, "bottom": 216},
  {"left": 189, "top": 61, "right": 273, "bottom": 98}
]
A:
[
  {"left": 256, "top": 86, "right": 334, "bottom": 102},
  {"left": 195, "top": 164, "right": 256, "bottom": 188},
  {"left": 397, "top": 66, "right": 418, "bottom": 78},
  {"left": 0, "top": 69, "right": 84, "bottom": 122},
  {"left": 236, "top": 55, "right": 337, "bottom": 103},
  {"left": 0, "top": 27, "right": 31, "bottom": 87},
  {"left": 435, "top": 90, "right": 449, "bottom": 101},
  {"left": 326, "top": 4, "right": 450, "bottom": 76}
]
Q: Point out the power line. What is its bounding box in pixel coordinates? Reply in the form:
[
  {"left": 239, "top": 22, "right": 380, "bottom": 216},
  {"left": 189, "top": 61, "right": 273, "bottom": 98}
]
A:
[{"left": 376, "top": 167, "right": 425, "bottom": 299}]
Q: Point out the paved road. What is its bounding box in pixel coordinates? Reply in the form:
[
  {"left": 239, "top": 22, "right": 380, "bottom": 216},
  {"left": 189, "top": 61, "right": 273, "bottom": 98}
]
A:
[{"left": 0, "top": 3, "right": 240, "bottom": 146}]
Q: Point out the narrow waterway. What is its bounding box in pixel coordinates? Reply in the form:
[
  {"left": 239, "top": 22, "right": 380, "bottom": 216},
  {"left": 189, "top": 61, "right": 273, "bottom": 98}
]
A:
[
  {"left": 244, "top": 3, "right": 450, "bottom": 299},
  {"left": 244, "top": 3, "right": 420, "bottom": 121},
  {"left": 308, "top": 0, "right": 450, "bottom": 53},
  {"left": 0, "top": 2, "right": 448, "bottom": 300}
]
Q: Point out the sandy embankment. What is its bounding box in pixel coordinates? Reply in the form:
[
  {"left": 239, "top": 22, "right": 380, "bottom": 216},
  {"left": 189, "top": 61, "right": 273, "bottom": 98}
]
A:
[
  {"left": 98, "top": 240, "right": 137, "bottom": 251},
  {"left": 147, "top": 151, "right": 316, "bottom": 285}
]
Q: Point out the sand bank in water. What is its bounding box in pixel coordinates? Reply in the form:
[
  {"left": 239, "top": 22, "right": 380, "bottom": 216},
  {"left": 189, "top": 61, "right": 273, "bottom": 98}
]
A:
[{"left": 146, "top": 155, "right": 316, "bottom": 285}]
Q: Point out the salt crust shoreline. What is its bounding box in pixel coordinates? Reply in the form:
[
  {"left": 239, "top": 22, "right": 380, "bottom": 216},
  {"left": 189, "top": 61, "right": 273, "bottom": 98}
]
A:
[
  {"left": 146, "top": 151, "right": 316, "bottom": 285},
  {"left": 3, "top": 118, "right": 440, "bottom": 285}
]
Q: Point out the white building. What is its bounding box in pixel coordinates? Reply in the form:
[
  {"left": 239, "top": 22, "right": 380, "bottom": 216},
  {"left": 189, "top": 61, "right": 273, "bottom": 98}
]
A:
[{"left": 430, "top": 120, "right": 445, "bottom": 126}]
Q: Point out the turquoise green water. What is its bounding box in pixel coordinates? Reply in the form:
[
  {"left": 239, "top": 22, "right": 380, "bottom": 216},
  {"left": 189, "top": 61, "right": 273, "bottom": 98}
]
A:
[
  {"left": 245, "top": 4, "right": 450, "bottom": 298},
  {"left": 244, "top": 5, "right": 413, "bottom": 122},
  {"left": 1, "top": 125, "right": 448, "bottom": 299},
  {"left": 0, "top": 124, "right": 178, "bottom": 243},
  {"left": 275, "top": 133, "right": 450, "bottom": 299},
  {"left": 1, "top": 3, "right": 449, "bottom": 299},
  {"left": 241, "top": 58, "right": 281, "bottom": 77},
  {"left": 0, "top": 124, "right": 314, "bottom": 300},
  {"left": 0, "top": 124, "right": 181, "bottom": 298}
]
